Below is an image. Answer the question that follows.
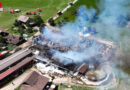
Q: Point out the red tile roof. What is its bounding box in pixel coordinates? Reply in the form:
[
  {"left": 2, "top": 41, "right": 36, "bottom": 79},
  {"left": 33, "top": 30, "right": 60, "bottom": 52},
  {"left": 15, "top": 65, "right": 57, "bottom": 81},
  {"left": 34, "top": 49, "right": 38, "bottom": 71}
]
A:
[
  {"left": 0, "top": 68, "right": 14, "bottom": 80},
  {"left": 0, "top": 54, "right": 35, "bottom": 80}
]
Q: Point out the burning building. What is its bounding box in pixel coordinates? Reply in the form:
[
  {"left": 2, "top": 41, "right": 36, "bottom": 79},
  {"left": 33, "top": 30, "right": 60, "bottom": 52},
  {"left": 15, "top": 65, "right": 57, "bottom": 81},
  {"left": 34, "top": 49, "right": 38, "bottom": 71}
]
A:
[
  {"left": 31, "top": 6, "right": 116, "bottom": 85},
  {"left": 32, "top": 26, "right": 115, "bottom": 78}
]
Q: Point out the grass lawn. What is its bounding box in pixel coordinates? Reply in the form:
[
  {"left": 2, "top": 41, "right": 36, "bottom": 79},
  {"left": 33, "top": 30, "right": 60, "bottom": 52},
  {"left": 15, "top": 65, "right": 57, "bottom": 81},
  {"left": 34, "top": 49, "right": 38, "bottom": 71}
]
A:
[
  {"left": 0, "top": 0, "right": 73, "bottom": 29},
  {"left": 55, "top": 0, "right": 100, "bottom": 24},
  {"left": 58, "top": 84, "right": 94, "bottom": 90}
]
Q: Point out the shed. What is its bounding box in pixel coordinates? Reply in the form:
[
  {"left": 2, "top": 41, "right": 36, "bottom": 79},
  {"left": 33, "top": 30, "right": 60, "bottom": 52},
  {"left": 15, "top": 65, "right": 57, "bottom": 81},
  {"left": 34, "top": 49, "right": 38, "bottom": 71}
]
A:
[{"left": 4, "top": 34, "right": 24, "bottom": 45}]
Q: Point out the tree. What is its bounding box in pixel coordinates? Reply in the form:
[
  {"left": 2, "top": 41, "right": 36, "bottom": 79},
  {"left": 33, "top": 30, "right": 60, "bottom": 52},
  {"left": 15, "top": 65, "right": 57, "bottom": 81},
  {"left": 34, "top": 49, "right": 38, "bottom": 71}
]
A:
[
  {"left": 14, "top": 19, "right": 21, "bottom": 27},
  {"left": 18, "top": 26, "right": 24, "bottom": 37},
  {"left": 48, "top": 18, "right": 55, "bottom": 26},
  {"left": 27, "top": 27, "right": 33, "bottom": 33},
  {"left": 33, "top": 15, "right": 44, "bottom": 26},
  {"left": 0, "top": 35, "right": 7, "bottom": 44},
  {"left": 39, "top": 23, "right": 45, "bottom": 32}
]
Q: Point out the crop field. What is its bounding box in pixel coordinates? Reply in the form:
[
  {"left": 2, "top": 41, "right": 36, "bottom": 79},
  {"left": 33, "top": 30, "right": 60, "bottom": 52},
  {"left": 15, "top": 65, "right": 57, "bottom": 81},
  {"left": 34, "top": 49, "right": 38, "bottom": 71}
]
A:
[{"left": 0, "top": 0, "right": 73, "bottom": 28}]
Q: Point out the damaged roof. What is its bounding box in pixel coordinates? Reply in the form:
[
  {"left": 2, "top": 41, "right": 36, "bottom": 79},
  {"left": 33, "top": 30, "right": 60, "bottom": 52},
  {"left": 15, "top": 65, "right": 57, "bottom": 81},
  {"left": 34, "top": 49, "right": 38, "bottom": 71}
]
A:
[{"left": 77, "top": 63, "right": 89, "bottom": 74}]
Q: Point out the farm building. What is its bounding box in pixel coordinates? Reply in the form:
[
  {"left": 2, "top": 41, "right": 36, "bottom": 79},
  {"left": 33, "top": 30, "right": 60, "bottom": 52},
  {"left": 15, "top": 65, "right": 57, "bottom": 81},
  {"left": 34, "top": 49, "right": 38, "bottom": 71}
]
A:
[
  {"left": 18, "top": 16, "right": 29, "bottom": 23},
  {"left": 4, "top": 34, "right": 25, "bottom": 45},
  {"left": 77, "top": 63, "right": 89, "bottom": 75},
  {"left": 0, "top": 29, "right": 25, "bottom": 45},
  {"left": 0, "top": 49, "right": 35, "bottom": 87},
  {"left": 20, "top": 71, "right": 53, "bottom": 90}
]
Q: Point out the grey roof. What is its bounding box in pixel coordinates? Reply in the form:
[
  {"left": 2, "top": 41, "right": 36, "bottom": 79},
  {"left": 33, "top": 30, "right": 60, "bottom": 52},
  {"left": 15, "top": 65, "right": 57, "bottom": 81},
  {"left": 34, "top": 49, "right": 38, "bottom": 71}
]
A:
[{"left": 0, "top": 49, "right": 31, "bottom": 71}]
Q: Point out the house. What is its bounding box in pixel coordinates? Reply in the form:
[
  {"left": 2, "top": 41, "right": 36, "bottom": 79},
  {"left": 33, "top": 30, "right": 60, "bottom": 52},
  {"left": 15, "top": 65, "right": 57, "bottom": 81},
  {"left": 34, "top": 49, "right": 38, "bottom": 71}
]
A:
[
  {"left": 77, "top": 63, "right": 89, "bottom": 75},
  {"left": 4, "top": 33, "right": 25, "bottom": 45},
  {"left": 0, "top": 28, "right": 25, "bottom": 45},
  {"left": 21, "top": 71, "right": 50, "bottom": 90},
  {"left": 18, "top": 16, "right": 29, "bottom": 23}
]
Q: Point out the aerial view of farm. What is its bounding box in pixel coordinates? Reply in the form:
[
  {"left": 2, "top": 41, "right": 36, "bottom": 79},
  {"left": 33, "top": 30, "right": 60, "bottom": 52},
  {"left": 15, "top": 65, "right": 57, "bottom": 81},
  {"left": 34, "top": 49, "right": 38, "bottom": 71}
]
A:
[{"left": 0, "top": 0, "right": 130, "bottom": 90}]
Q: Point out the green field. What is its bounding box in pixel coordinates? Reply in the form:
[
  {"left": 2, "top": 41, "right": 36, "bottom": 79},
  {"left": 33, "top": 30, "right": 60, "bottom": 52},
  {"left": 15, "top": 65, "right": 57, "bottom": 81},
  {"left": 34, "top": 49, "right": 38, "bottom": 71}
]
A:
[
  {"left": 0, "top": 0, "right": 73, "bottom": 28},
  {"left": 55, "top": 0, "right": 100, "bottom": 24}
]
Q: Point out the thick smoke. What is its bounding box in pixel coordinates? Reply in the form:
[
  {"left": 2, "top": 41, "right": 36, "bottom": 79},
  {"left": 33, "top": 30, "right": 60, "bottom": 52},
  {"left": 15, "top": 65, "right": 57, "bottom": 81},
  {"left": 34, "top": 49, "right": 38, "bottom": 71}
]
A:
[
  {"left": 41, "top": 5, "right": 109, "bottom": 66},
  {"left": 39, "top": 0, "right": 130, "bottom": 89},
  {"left": 95, "top": 0, "right": 130, "bottom": 89},
  {"left": 95, "top": 0, "right": 130, "bottom": 72}
]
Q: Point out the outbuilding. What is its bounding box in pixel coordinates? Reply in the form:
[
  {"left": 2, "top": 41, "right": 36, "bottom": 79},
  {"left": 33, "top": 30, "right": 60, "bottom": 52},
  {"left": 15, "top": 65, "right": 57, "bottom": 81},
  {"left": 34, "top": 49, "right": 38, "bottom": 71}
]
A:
[
  {"left": 18, "top": 15, "right": 29, "bottom": 23},
  {"left": 21, "top": 71, "right": 50, "bottom": 90},
  {"left": 77, "top": 63, "right": 89, "bottom": 75}
]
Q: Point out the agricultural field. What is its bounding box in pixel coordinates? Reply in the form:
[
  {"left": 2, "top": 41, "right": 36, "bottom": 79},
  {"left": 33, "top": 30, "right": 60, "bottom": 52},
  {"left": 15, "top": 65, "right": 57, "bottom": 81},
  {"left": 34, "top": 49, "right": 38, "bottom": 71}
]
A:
[{"left": 0, "top": 0, "right": 73, "bottom": 29}]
